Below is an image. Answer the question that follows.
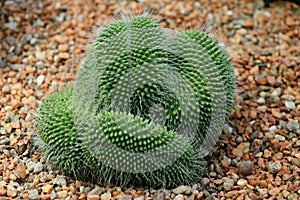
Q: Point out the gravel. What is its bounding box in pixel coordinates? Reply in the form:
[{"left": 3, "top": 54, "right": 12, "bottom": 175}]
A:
[
  {"left": 223, "top": 179, "right": 234, "bottom": 191},
  {"left": 1, "top": 0, "right": 300, "bottom": 199},
  {"left": 267, "top": 161, "right": 283, "bottom": 173}
]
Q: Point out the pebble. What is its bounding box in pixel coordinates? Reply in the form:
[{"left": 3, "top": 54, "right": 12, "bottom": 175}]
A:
[
  {"left": 35, "top": 61, "right": 44, "bottom": 69},
  {"left": 7, "top": 185, "right": 17, "bottom": 197},
  {"left": 0, "top": 139, "right": 10, "bottom": 145},
  {"left": 101, "top": 193, "right": 112, "bottom": 200},
  {"left": 88, "top": 194, "right": 100, "bottom": 200},
  {"left": 28, "top": 189, "right": 39, "bottom": 200},
  {"left": 54, "top": 176, "right": 67, "bottom": 186},
  {"left": 14, "top": 162, "right": 27, "bottom": 179},
  {"left": 269, "top": 187, "right": 280, "bottom": 196},
  {"left": 238, "top": 160, "right": 253, "bottom": 176},
  {"left": 201, "top": 178, "right": 210, "bottom": 186},
  {"left": 267, "top": 161, "right": 282, "bottom": 173},
  {"left": 88, "top": 186, "right": 105, "bottom": 196},
  {"left": 43, "top": 184, "right": 54, "bottom": 194},
  {"left": 274, "top": 134, "right": 285, "bottom": 141},
  {"left": 4, "top": 22, "right": 19, "bottom": 30},
  {"left": 237, "top": 179, "right": 248, "bottom": 186},
  {"left": 174, "top": 194, "right": 184, "bottom": 200},
  {"left": 58, "top": 52, "right": 70, "bottom": 60},
  {"left": 36, "top": 75, "right": 45, "bottom": 86},
  {"left": 35, "top": 51, "right": 46, "bottom": 60},
  {"left": 286, "top": 120, "right": 300, "bottom": 134},
  {"left": 287, "top": 194, "right": 298, "bottom": 200},
  {"left": 223, "top": 179, "right": 234, "bottom": 191},
  {"left": 257, "top": 97, "right": 265, "bottom": 104},
  {"left": 291, "top": 158, "right": 300, "bottom": 167},
  {"left": 50, "top": 190, "right": 57, "bottom": 199},
  {"left": 269, "top": 126, "right": 277, "bottom": 134},
  {"left": 57, "top": 190, "right": 68, "bottom": 199},
  {"left": 33, "top": 162, "right": 44, "bottom": 173},
  {"left": 26, "top": 160, "right": 35, "bottom": 172},
  {"left": 258, "top": 188, "right": 268, "bottom": 198},
  {"left": 274, "top": 152, "right": 283, "bottom": 160},
  {"left": 285, "top": 101, "right": 295, "bottom": 109},
  {"left": 172, "top": 185, "right": 191, "bottom": 195}
]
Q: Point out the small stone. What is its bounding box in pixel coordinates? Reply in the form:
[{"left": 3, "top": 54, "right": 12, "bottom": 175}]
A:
[
  {"left": 42, "top": 184, "right": 53, "bottom": 194},
  {"left": 285, "top": 101, "right": 295, "bottom": 110},
  {"left": 36, "top": 61, "right": 44, "bottom": 69},
  {"left": 258, "top": 188, "right": 268, "bottom": 198},
  {"left": 58, "top": 44, "right": 69, "bottom": 52},
  {"left": 237, "top": 179, "right": 248, "bottom": 186},
  {"left": 4, "top": 22, "right": 19, "bottom": 30},
  {"left": 0, "top": 185, "right": 6, "bottom": 196},
  {"left": 291, "top": 158, "right": 300, "bottom": 167},
  {"left": 57, "top": 190, "right": 68, "bottom": 199},
  {"left": 269, "top": 126, "right": 277, "bottom": 134},
  {"left": 33, "top": 162, "right": 43, "bottom": 173},
  {"left": 88, "top": 194, "right": 100, "bottom": 200},
  {"left": 172, "top": 185, "right": 191, "bottom": 195},
  {"left": 249, "top": 110, "right": 257, "bottom": 119},
  {"left": 26, "top": 160, "right": 35, "bottom": 172},
  {"left": 54, "top": 176, "right": 67, "bottom": 186},
  {"left": 259, "top": 180, "right": 268, "bottom": 188},
  {"left": 0, "top": 139, "right": 10, "bottom": 145},
  {"left": 101, "top": 193, "right": 112, "bottom": 200},
  {"left": 14, "top": 162, "right": 27, "bottom": 179},
  {"left": 28, "top": 189, "right": 39, "bottom": 200},
  {"left": 269, "top": 187, "right": 280, "bottom": 196},
  {"left": 223, "top": 179, "right": 234, "bottom": 191},
  {"left": 287, "top": 194, "right": 298, "bottom": 200},
  {"left": 88, "top": 186, "right": 105, "bottom": 196},
  {"left": 238, "top": 160, "right": 253, "bottom": 176},
  {"left": 201, "top": 178, "right": 210, "bottom": 186},
  {"left": 275, "top": 134, "right": 285, "bottom": 141},
  {"left": 7, "top": 185, "right": 17, "bottom": 197},
  {"left": 274, "top": 152, "right": 283, "bottom": 160},
  {"left": 58, "top": 52, "right": 70, "bottom": 60},
  {"left": 257, "top": 97, "right": 265, "bottom": 104},
  {"left": 174, "top": 194, "right": 184, "bottom": 200},
  {"left": 36, "top": 75, "right": 45, "bottom": 86},
  {"left": 267, "top": 161, "right": 282, "bottom": 173},
  {"left": 35, "top": 51, "right": 45, "bottom": 60},
  {"left": 11, "top": 99, "right": 21, "bottom": 109},
  {"left": 50, "top": 191, "right": 56, "bottom": 199},
  {"left": 271, "top": 108, "right": 281, "bottom": 118}
]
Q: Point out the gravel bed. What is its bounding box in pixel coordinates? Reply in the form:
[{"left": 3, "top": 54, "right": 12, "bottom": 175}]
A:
[{"left": 0, "top": 0, "right": 300, "bottom": 199}]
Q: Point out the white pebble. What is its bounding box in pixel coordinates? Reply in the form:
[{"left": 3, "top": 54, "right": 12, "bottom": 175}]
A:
[
  {"left": 285, "top": 101, "right": 295, "bottom": 110},
  {"left": 237, "top": 179, "right": 248, "bottom": 186},
  {"left": 36, "top": 75, "right": 45, "bottom": 86}
]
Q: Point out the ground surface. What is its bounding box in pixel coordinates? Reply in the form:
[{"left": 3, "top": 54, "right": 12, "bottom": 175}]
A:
[{"left": 0, "top": 0, "right": 300, "bottom": 199}]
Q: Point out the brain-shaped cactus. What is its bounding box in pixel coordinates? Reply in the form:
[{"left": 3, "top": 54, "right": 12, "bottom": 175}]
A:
[{"left": 35, "top": 16, "right": 235, "bottom": 187}]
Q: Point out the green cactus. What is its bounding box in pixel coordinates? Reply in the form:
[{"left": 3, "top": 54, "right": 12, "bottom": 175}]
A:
[{"left": 35, "top": 16, "right": 235, "bottom": 187}]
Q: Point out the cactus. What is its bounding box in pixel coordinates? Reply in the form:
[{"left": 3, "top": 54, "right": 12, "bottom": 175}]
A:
[{"left": 35, "top": 15, "right": 235, "bottom": 187}]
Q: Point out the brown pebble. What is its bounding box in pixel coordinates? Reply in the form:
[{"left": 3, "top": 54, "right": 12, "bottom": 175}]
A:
[
  {"left": 11, "top": 99, "right": 21, "bottom": 109},
  {"left": 58, "top": 44, "right": 69, "bottom": 52},
  {"left": 268, "top": 187, "right": 280, "bottom": 196},
  {"left": 14, "top": 162, "right": 27, "bottom": 179},
  {"left": 41, "top": 194, "right": 50, "bottom": 200},
  {"left": 58, "top": 52, "right": 70, "bottom": 60},
  {"left": 259, "top": 180, "right": 268, "bottom": 188},
  {"left": 249, "top": 110, "right": 257, "bottom": 119},
  {"left": 78, "top": 193, "right": 87, "bottom": 200},
  {"left": 247, "top": 175, "right": 259, "bottom": 186},
  {"left": 0, "top": 185, "right": 7, "bottom": 196},
  {"left": 42, "top": 184, "right": 53, "bottom": 194},
  {"left": 57, "top": 190, "right": 68, "bottom": 199},
  {"left": 7, "top": 185, "right": 17, "bottom": 197},
  {"left": 87, "top": 194, "right": 100, "bottom": 200}
]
